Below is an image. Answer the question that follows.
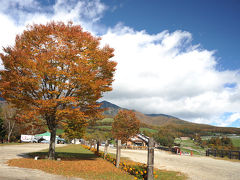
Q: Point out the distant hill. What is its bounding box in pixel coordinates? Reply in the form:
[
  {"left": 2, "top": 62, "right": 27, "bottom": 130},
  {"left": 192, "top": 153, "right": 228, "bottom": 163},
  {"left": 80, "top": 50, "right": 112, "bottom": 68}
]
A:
[
  {"left": 100, "top": 100, "right": 121, "bottom": 109},
  {"left": 145, "top": 113, "right": 178, "bottom": 119},
  {"left": 99, "top": 100, "right": 240, "bottom": 136},
  {"left": 99, "top": 100, "right": 191, "bottom": 126},
  {"left": 135, "top": 111, "right": 192, "bottom": 127},
  {"left": 100, "top": 101, "right": 122, "bottom": 116}
]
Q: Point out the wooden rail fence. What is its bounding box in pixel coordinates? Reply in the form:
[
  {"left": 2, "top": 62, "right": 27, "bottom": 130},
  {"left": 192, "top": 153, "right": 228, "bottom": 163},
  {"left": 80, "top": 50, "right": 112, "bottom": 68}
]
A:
[{"left": 206, "top": 149, "right": 240, "bottom": 160}]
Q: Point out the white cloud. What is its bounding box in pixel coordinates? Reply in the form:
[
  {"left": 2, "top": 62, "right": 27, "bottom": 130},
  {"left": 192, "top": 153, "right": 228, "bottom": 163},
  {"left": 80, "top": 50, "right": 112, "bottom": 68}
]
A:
[
  {"left": 0, "top": 0, "right": 107, "bottom": 66},
  {"left": 217, "top": 113, "right": 240, "bottom": 127},
  {"left": 0, "top": 0, "right": 240, "bottom": 127},
  {"left": 0, "top": 0, "right": 107, "bottom": 49},
  {"left": 101, "top": 24, "right": 240, "bottom": 126}
]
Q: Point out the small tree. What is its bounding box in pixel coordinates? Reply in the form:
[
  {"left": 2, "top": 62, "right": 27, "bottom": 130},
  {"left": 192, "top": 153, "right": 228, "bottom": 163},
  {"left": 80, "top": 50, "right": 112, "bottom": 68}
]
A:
[
  {"left": 112, "top": 110, "right": 140, "bottom": 144},
  {"left": 0, "top": 21, "right": 116, "bottom": 159}
]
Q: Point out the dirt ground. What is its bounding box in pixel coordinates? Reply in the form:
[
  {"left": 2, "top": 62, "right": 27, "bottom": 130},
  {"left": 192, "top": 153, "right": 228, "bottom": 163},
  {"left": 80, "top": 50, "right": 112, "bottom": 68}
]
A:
[
  {"left": 102, "top": 147, "right": 240, "bottom": 180},
  {"left": 0, "top": 144, "right": 82, "bottom": 180}
]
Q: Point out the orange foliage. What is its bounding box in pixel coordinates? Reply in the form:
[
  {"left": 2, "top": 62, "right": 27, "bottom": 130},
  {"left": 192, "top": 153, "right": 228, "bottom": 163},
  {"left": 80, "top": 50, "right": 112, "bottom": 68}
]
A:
[
  {"left": 112, "top": 110, "right": 140, "bottom": 143},
  {"left": 0, "top": 21, "right": 116, "bottom": 158}
]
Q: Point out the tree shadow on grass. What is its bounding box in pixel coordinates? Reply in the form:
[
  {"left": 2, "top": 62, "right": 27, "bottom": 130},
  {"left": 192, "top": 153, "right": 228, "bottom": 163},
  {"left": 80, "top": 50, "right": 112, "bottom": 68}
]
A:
[{"left": 18, "top": 151, "right": 98, "bottom": 161}]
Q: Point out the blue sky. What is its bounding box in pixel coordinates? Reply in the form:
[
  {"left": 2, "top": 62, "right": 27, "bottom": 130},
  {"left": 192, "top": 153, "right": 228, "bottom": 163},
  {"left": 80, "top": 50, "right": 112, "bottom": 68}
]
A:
[
  {"left": 100, "top": 0, "right": 240, "bottom": 71},
  {"left": 0, "top": 0, "right": 240, "bottom": 127}
]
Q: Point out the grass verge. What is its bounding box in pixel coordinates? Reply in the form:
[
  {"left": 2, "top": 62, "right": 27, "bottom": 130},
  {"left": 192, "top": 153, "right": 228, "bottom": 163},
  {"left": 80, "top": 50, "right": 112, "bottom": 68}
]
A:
[
  {"left": 8, "top": 145, "right": 133, "bottom": 180},
  {"left": 8, "top": 144, "right": 187, "bottom": 180}
]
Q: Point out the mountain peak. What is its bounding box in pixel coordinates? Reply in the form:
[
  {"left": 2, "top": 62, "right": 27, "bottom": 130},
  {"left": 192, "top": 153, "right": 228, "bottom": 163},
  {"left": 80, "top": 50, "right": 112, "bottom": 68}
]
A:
[{"left": 100, "top": 101, "right": 121, "bottom": 109}]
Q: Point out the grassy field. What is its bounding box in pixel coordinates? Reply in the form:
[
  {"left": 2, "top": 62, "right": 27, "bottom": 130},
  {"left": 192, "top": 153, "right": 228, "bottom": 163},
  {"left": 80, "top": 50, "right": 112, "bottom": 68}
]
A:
[
  {"left": 91, "top": 126, "right": 158, "bottom": 133},
  {"left": 231, "top": 137, "right": 240, "bottom": 148},
  {"left": 175, "top": 139, "right": 206, "bottom": 156},
  {"left": 8, "top": 144, "right": 187, "bottom": 180},
  {"left": 140, "top": 127, "right": 158, "bottom": 134},
  {"left": 99, "top": 118, "right": 114, "bottom": 123},
  {"left": 94, "top": 126, "right": 112, "bottom": 130}
]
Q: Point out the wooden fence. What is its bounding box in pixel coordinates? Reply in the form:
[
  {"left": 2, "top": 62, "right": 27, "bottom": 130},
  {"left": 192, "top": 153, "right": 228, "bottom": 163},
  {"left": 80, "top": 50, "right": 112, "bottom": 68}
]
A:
[
  {"left": 156, "top": 146, "right": 178, "bottom": 154},
  {"left": 206, "top": 149, "right": 240, "bottom": 160}
]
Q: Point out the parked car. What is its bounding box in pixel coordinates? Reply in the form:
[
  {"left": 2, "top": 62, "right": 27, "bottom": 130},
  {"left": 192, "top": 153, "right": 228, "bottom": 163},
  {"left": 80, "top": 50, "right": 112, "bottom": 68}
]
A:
[
  {"left": 31, "top": 138, "right": 38, "bottom": 143},
  {"left": 40, "top": 140, "right": 50, "bottom": 144},
  {"left": 57, "top": 137, "right": 66, "bottom": 144}
]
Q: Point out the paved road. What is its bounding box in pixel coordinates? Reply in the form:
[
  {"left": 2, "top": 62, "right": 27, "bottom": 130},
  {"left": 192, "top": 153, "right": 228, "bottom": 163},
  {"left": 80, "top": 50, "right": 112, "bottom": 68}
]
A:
[
  {"left": 103, "top": 147, "right": 240, "bottom": 180},
  {"left": 0, "top": 144, "right": 82, "bottom": 180}
]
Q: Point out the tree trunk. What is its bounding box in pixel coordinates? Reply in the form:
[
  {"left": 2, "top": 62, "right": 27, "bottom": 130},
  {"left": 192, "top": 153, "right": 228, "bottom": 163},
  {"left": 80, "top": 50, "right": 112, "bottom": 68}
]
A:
[
  {"left": 48, "top": 128, "right": 56, "bottom": 160},
  {"left": 7, "top": 120, "right": 15, "bottom": 143}
]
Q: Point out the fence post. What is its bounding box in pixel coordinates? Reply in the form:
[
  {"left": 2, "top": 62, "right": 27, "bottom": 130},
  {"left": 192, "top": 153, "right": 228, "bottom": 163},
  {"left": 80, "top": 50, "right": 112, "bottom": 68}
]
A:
[
  {"left": 116, "top": 140, "right": 121, "bottom": 168},
  {"left": 221, "top": 150, "right": 224, "bottom": 158},
  {"left": 104, "top": 140, "right": 109, "bottom": 159},
  {"left": 214, "top": 149, "right": 216, "bottom": 157},
  {"left": 147, "top": 137, "right": 154, "bottom": 180},
  {"left": 229, "top": 151, "right": 232, "bottom": 159}
]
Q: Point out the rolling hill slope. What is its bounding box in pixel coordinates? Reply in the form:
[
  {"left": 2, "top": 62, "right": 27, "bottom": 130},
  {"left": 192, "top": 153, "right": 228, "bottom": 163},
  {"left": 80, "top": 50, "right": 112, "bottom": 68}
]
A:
[
  {"left": 100, "top": 100, "right": 192, "bottom": 126},
  {"left": 99, "top": 101, "right": 240, "bottom": 135}
]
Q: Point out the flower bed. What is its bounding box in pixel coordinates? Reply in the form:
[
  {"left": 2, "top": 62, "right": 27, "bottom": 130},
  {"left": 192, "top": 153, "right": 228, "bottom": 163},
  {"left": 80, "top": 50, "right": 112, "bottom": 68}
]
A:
[{"left": 82, "top": 144, "right": 158, "bottom": 179}]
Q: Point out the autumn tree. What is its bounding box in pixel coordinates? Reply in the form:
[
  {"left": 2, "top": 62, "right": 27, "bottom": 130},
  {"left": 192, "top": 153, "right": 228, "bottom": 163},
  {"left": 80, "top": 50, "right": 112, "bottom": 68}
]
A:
[
  {"left": 0, "top": 21, "right": 116, "bottom": 159},
  {"left": 111, "top": 110, "right": 140, "bottom": 143}
]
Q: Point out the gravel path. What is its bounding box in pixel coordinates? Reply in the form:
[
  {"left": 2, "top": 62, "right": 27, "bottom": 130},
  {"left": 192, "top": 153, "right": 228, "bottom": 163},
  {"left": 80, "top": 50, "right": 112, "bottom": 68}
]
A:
[
  {"left": 0, "top": 144, "right": 82, "bottom": 180},
  {"left": 103, "top": 147, "right": 240, "bottom": 180}
]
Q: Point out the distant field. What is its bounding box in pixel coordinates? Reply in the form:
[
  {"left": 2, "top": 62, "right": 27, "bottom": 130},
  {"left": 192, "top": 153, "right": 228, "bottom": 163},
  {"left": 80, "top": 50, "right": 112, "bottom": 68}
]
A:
[
  {"left": 140, "top": 127, "right": 158, "bottom": 134},
  {"left": 95, "top": 126, "right": 112, "bottom": 130},
  {"left": 201, "top": 136, "right": 240, "bottom": 148},
  {"left": 99, "top": 118, "right": 114, "bottom": 123},
  {"left": 175, "top": 139, "right": 206, "bottom": 156},
  {"left": 95, "top": 118, "right": 158, "bottom": 134},
  {"left": 231, "top": 138, "right": 240, "bottom": 147}
]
